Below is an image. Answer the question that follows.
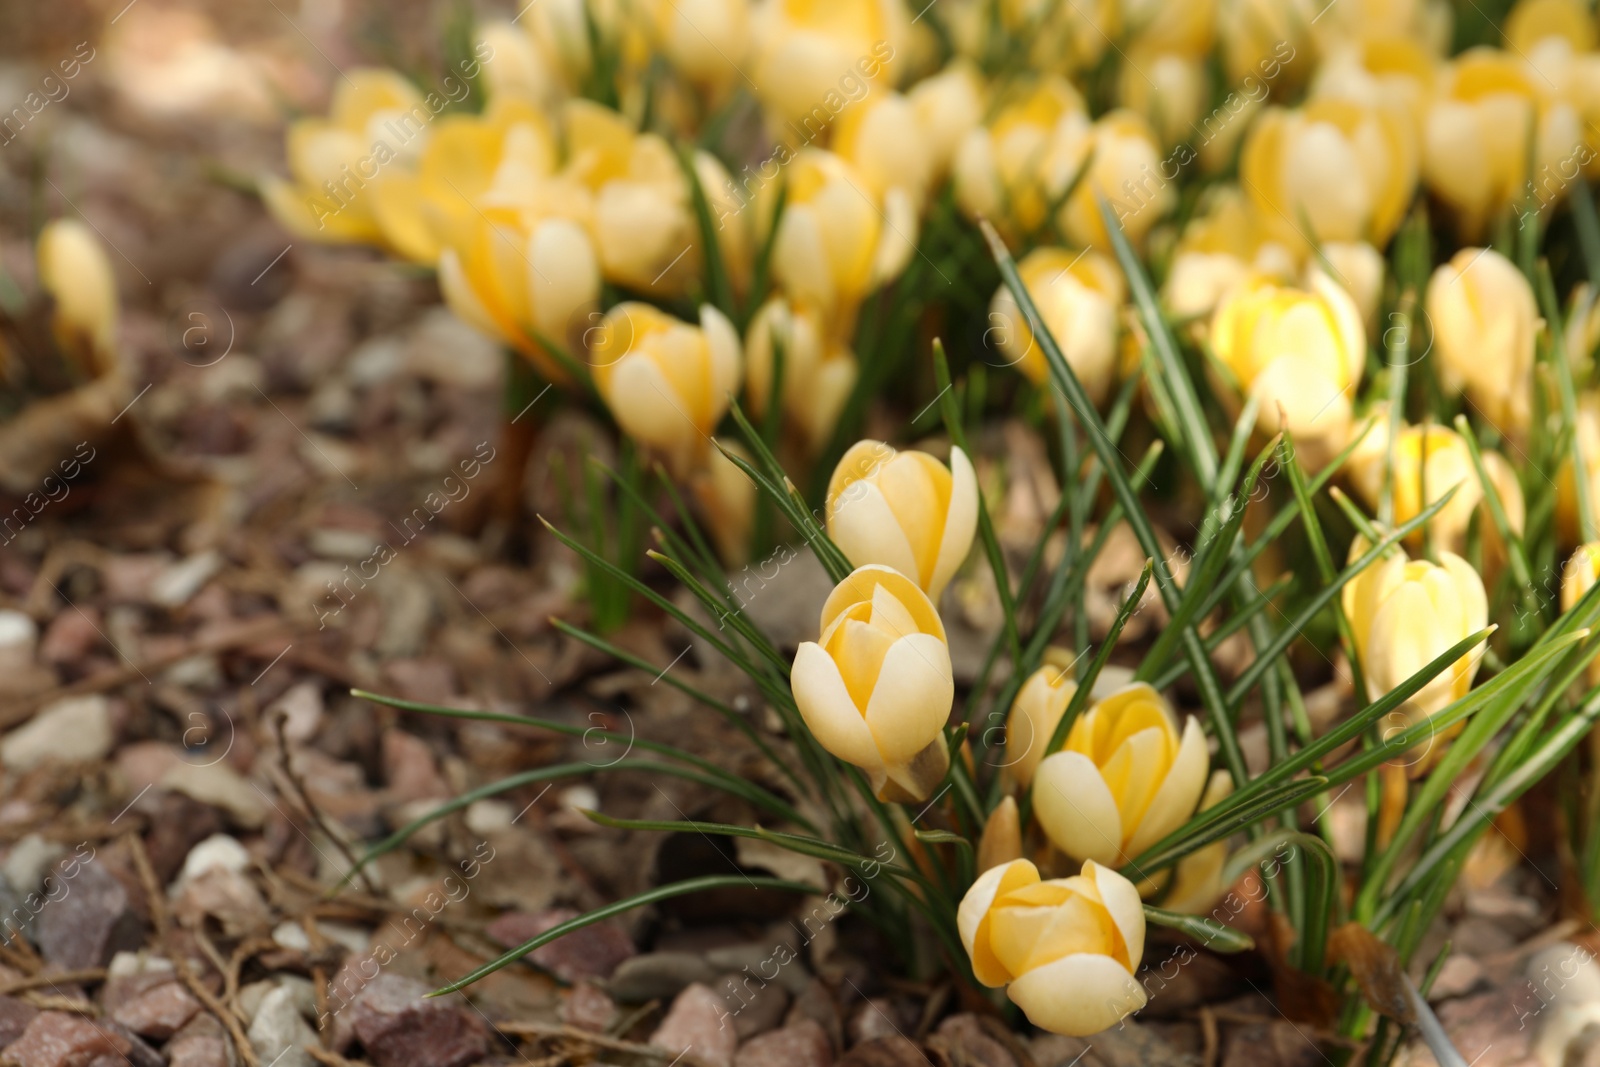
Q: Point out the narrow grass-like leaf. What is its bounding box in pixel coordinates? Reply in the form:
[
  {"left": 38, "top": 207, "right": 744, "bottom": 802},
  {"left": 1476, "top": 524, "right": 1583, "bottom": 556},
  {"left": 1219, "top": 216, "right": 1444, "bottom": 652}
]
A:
[
  {"left": 676, "top": 144, "right": 736, "bottom": 318},
  {"left": 430, "top": 876, "right": 826, "bottom": 994},
  {"left": 1142, "top": 905, "right": 1254, "bottom": 953},
  {"left": 349, "top": 690, "right": 807, "bottom": 827}
]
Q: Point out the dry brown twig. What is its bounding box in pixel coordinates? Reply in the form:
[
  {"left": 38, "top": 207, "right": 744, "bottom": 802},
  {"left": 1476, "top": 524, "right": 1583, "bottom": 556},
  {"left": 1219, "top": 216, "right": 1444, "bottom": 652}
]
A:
[
  {"left": 271, "top": 709, "right": 376, "bottom": 894},
  {"left": 496, "top": 1021, "right": 717, "bottom": 1066}
]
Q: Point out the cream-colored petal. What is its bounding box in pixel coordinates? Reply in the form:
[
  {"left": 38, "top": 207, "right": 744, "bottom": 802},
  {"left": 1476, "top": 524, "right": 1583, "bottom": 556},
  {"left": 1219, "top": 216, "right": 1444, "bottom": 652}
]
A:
[
  {"left": 530, "top": 219, "right": 601, "bottom": 340},
  {"left": 1033, "top": 751, "right": 1125, "bottom": 866},
  {"left": 1084, "top": 860, "right": 1146, "bottom": 970},
  {"left": 1123, "top": 716, "right": 1209, "bottom": 859},
  {"left": 928, "top": 446, "right": 979, "bottom": 601},
  {"left": 958, "top": 859, "right": 1039, "bottom": 987},
  {"left": 863, "top": 634, "right": 954, "bottom": 764},
  {"left": 790, "top": 641, "right": 884, "bottom": 770},
  {"left": 699, "top": 304, "right": 743, "bottom": 409},
  {"left": 1006, "top": 953, "right": 1147, "bottom": 1036},
  {"left": 437, "top": 249, "right": 507, "bottom": 343},
  {"left": 829, "top": 481, "right": 923, "bottom": 581},
  {"left": 605, "top": 355, "right": 698, "bottom": 451}
]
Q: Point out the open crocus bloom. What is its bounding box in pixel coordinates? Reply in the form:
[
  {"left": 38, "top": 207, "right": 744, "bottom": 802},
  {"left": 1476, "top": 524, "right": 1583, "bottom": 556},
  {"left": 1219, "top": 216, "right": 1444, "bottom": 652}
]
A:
[
  {"left": 1032, "top": 683, "right": 1208, "bottom": 867},
  {"left": 826, "top": 441, "right": 978, "bottom": 602},
  {"left": 958, "top": 858, "right": 1147, "bottom": 1036},
  {"left": 790, "top": 565, "right": 954, "bottom": 802}
]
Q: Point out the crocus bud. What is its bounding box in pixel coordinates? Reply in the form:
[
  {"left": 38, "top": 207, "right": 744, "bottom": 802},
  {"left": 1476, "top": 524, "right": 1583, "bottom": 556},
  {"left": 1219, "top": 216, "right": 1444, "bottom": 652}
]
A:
[
  {"left": 1209, "top": 272, "right": 1367, "bottom": 463},
  {"left": 832, "top": 91, "right": 934, "bottom": 209},
  {"left": 591, "top": 303, "right": 742, "bottom": 478},
  {"left": 826, "top": 441, "right": 979, "bottom": 602},
  {"left": 1055, "top": 110, "right": 1175, "bottom": 251},
  {"left": 655, "top": 0, "right": 751, "bottom": 94},
  {"left": 1342, "top": 538, "right": 1489, "bottom": 726},
  {"left": 1424, "top": 48, "right": 1585, "bottom": 239},
  {"left": 1217, "top": 0, "right": 1312, "bottom": 93},
  {"left": 954, "top": 77, "right": 1088, "bottom": 240},
  {"left": 261, "top": 69, "right": 429, "bottom": 251},
  {"left": 976, "top": 796, "right": 1023, "bottom": 873},
  {"left": 1241, "top": 98, "right": 1418, "bottom": 250},
  {"left": 1002, "top": 664, "right": 1077, "bottom": 790},
  {"left": 437, "top": 210, "right": 600, "bottom": 384},
  {"left": 750, "top": 0, "right": 905, "bottom": 133},
  {"left": 908, "top": 60, "right": 987, "bottom": 178},
  {"left": 1562, "top": 544, "right": 1600, "bottom": 683},
  {"left": 1032, "top": 683, "right": 1209, "bottom": 868},
  {"left": 989, "top": 248, "right": 1125, "bottom": 400},
  {"left": 691, "top": 443, "right": 756, "bottom": 568},
  {"left": 1316, "top": 242, "right": 1386, "bottom": 337},
  {"left": 1118, "top": 49, "right": 1209, "bottom": 148},
  {"left": 958, "top": 858, "right": 1147, "bottom": 1036},
  {"left": 37, "top": 218, "right": 119, "bottom": 371},
  {"left": 790, "top": 565, "right": 954, "bottom": 802},
  {"left": 1425, "top": 247, "right": 1539, "bottom": 436},
  {"left": 744, "top": 297, "right": 858, "bottom": 452},
  {"left": 763, "top": 150, "right": 916, "bottom": 329}
]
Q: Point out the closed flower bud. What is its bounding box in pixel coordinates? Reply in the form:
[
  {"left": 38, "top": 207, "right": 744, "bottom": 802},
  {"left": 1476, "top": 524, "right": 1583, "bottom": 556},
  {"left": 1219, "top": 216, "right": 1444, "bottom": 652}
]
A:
[
  {"left": 744, "top": 297, "right": 858, "bottom": 452},
  {"left": 1209, "top": 272, "right": 1367, "bottom": 463},
  {"left": 763, "top": 150, "right": 916, "bottom": 329},
  {"left": 1164, "top": 187, "right": 1295, "bottom": 319},
  {"left": 954, "top": 77, "right": 1088, "bottom": 240},
  {"left": 1032, "top": 683, "right": 1209, "bottom": 868},
  {"left": 37, "top": 219, "right": 119, "bottom": 371},
  {"left": 1311, "top": 40, "right": 1438, "bottom": 137},
  {"left": 437, "top": 207, "right": 599, "bottom": 383},
  {"left": 977, "top": 796, "right": 1023, "bottom": 872},
  {"left": 591, "top": 303, "right": 742, "bottom": 478},
  {"left": 958, "top": 858, "right": 1147, "bottom": 1036},
  {"left": 1241, "top": 98, "right": 1417, "bottom": 250},
  {"left": 791, "top": 565, "right": 955, "bottom": 802},
  {"left": 1122, "top": 0, "right": 1216, "bottom": 56},
  {"left": 989, "top": 248, "right": 1125, "bottom": 401},
  {"left": 260, "top": 69, "right": 432, "bottom": 253},
  {"left": 653, "top": 0, "right": 751, "bottom": 93},
  {"left": 750, "top": 0, "right": 906, "bottom": 132},
  {"left": 826, "top": 440, "right": 979, "bottom": 602},
  {"left": 1424, "top": 48, "right": 1585, "bottom": 238},
  {"left": 1217, "top": 0, "right": 1313, "bottom": 92},
  {"left": 476, "top": 21, "right": 558, "bottom": 108},
  {"left": 1342, "top": 538, "right": 1488, "bottom": 726},
  {"left": 1316, "top": 242, "right": 1386, "bottom": 337},
  {"left": 1003, "top": 664, "right": 1078, "bottom": 789},
  {"left": 1118, "top": 49, "right": 1209, "bottom": 148},
  {"left": 1425, "top": 247, "right": 1539, "bottom": 436},
  {"left": 1562, "top": 543, "right": 1600, "bottom": 683},
  {"left": 1055, "top": 110, "right": 1175, "bottom": 251},
  {"left": 832, "top": 90, "right": 935, "bottom": 210},
  {"left": 1349, "top": 423, "right": 1525, "bottom": 553},
  {"left": 908, "top": 60, "right": 987, "bottom": 179},
  {"left": 691, "top": 443, "right": 756, "bottom": 568}
]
